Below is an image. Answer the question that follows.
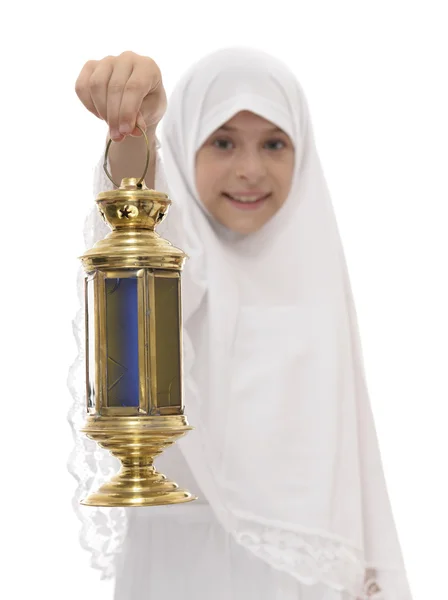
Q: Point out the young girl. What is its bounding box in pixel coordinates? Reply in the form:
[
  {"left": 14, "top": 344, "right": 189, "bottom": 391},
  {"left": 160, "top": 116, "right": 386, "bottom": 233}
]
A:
[{"left": 70, "top": 47, "right": 412, "bottom": 600}]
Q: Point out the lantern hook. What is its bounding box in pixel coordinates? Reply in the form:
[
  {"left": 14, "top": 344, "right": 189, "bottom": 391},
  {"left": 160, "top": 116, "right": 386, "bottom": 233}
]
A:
[{"left": 103, "top": 124, "right": 150, "bottom": 189}]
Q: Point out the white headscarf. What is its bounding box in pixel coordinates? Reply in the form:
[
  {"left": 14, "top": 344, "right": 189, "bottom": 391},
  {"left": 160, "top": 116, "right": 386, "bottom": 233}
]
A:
[{"left": 68, "top": 46, "right": 412, "bottom": 599}]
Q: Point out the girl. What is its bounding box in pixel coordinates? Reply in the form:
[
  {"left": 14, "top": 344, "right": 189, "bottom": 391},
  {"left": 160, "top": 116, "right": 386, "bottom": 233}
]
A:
[{"left": 69, "top": 47, "right": 412, "bottom": 600}]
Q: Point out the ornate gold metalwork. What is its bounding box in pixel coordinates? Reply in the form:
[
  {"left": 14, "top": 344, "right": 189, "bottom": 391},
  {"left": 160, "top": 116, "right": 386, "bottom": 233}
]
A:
[
  {"left": 80, "top": 415, "right": 194, "bottom": 507},
  {"left": 79, "top": 131, "right": 196, "bottom": 507}
]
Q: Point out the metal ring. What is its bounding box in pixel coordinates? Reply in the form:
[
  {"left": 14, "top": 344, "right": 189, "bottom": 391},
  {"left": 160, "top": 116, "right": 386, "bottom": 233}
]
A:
[{"left": 103, "top": 124, "right": 150, "bottom": 189}]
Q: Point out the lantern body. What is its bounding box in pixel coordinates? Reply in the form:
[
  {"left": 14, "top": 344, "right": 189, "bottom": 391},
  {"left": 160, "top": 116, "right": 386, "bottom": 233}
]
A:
[
  {"left": 79, "top": 177, "right": 196, "bottom": 507},
  {"left": 85, "top": 270, "right": 182, "bottom": 415}
]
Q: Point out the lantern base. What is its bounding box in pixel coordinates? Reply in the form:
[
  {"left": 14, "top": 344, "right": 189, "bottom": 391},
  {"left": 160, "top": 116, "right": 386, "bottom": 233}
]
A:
[
  {"left": 81, "top": 466, "right": 196, "bottom": 507},
  {"left": 80, "top": 414, "right": 197, "bottom": 507}
]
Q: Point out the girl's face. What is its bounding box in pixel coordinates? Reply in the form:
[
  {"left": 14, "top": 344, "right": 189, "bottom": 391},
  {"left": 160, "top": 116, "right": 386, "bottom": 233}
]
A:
[{"left": 195, "top": 111, "right": 295, "bottom": 234}]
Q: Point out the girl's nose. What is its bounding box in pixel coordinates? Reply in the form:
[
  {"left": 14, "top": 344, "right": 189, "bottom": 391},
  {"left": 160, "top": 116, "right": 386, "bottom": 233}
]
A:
[{"left": 234, "top": 152, "right": 267, "bottom": 183}]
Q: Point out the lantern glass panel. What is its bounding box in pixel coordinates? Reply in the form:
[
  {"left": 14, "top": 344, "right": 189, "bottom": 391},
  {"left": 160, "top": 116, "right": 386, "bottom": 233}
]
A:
[
  {"left": 105, "top": 277, "right": 140, "bottom": 407},
  {"left": 86, "top": 277, "right": 96, "bottom": 410},
  {"left": 154, "top": 276, "right": 181, "bottom": 408}
]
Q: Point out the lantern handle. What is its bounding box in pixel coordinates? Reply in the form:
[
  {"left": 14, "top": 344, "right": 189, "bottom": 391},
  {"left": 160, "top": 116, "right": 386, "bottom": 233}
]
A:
[{"left": 103, "top": 124, "right": 150, "bottom": 189}]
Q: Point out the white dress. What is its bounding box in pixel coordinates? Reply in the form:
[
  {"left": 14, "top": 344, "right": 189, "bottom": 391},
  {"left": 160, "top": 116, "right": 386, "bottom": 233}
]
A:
[{"left": 113, "top": 416, "right": 339, "bottom": 600}]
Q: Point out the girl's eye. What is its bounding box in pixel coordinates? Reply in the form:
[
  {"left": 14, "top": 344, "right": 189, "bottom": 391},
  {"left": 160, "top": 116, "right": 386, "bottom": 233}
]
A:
[
  {"left": 213, "top": 139, "right": 234, "bottom": 150},
  {"left": 265, "top": 139, "right": 286, "bottom": 150}
]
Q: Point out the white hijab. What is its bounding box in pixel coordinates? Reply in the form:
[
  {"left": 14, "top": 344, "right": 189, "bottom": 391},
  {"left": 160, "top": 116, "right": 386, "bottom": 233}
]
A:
[{"left": 68, "top": 47, "right": 412, "bottom": 599}]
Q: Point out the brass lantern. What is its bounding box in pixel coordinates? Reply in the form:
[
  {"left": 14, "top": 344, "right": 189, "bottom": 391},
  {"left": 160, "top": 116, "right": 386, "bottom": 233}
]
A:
[{"left": 79, "top": 131, "right": 196, "bottom": 507}]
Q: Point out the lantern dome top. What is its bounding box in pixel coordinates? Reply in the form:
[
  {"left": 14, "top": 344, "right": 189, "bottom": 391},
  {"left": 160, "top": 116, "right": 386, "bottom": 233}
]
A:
[{"left": 80, "top": 178, "right": 187, "bottom": 271}]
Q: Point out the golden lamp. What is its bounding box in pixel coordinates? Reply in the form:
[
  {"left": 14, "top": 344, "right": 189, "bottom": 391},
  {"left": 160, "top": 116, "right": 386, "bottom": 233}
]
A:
[{"left": 79, "top": 129, "right": 196, "bottom": 507}]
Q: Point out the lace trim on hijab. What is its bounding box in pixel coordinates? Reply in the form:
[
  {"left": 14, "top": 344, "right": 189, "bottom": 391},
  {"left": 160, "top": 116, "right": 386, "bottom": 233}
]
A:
[
  {"left": 67, "top": 302, "right": 126, "bottom": 577},
  {"left": 233, "top": 514, "right": 385, "bottom": 599}
]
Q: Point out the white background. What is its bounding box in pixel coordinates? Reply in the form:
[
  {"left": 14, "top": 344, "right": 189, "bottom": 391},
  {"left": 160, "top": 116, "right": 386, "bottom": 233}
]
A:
[{"left": 1, "top": 1, "right": 446, "bottom": 598}]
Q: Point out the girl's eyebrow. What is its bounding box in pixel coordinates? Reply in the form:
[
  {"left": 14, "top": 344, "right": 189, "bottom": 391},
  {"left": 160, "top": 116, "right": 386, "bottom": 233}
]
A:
[{"left": 217, "top": 125, "right": 283, "bottom": 133}]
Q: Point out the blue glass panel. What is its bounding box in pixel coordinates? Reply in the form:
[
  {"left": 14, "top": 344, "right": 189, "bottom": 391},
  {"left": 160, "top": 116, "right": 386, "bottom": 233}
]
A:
[{"left": 105, "top": 277, "right": 139, "bottom": 407}]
